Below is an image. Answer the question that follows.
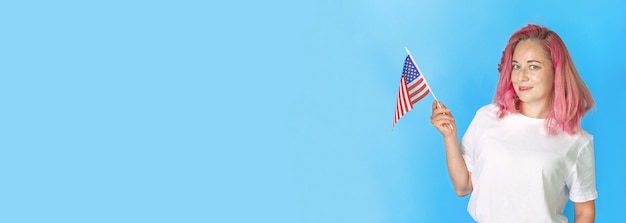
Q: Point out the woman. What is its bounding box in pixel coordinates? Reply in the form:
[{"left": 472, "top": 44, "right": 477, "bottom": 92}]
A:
[{"left": 431, "top": 24, "right": 597, "bottom": 222}]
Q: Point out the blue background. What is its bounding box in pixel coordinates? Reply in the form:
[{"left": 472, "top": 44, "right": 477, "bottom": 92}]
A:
[{"left": 1, "top": 0, "right": 624, "bottom": 222}]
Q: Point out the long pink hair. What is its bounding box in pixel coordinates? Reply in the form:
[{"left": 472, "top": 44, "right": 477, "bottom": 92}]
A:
[{"left": 493, "top": 24, "right": 594, "bottom": 135}]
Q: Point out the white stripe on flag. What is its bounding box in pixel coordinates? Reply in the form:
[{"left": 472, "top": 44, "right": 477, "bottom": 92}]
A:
[
  {"left": 408, "top": 77, "right": 426, "bottom": 95},
  {"left": 400, "top": 77, "right": 412, "bottom": 114}
]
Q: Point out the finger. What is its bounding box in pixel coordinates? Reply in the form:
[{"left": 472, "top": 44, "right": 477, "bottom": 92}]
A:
[
  {"left": 432, "top": 100, "right": 438, "bottom": 110},
  {"left": 438, "top": 101, "right": 447, "bottom": 109},
  {"left": 433, "top": 120, "right": 454, "bottom": 131},
  {"left": 433, "top": 107, "right": 452, "bottom": 116},
  {"left": 433, "top": 118, "right": 456, "bottom": 130},
  {"left": 433, "top": 115, "right": 455, "bottom": 124},
  {"left": 432, "top": 112, "right": 454, "bottom": 123},
  {"left": 433, "top": 111, "right": 453, "bottom": 120}
]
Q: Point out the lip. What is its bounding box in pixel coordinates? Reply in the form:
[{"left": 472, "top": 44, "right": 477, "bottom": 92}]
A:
[{"left": 518, "top": 86, "right": 533, "bottom": 91}]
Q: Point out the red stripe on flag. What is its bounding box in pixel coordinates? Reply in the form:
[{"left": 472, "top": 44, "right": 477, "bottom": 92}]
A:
[
  {"left": 394, "top": 76, "right": 414, "bottom": 127},
  {"left": 402, "top": 81, "right": 412, "bottom": 112},
  {"left": 409, "top": 81, "right": 428, "bottom": 99},
  {"left": 411, "top": 89, "right": 430, "bottom": 104},
  {"left": 406, "top": 78, "right": 424, "bottom": 92}
]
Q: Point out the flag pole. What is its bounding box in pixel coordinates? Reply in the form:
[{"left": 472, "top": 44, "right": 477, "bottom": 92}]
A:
[{"left": 405, "top": 47, "right": 453, "bottom": 129}]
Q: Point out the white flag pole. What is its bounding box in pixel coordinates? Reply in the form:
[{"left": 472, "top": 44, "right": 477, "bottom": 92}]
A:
[{"left": 405, "top": 47, "right": 453, "bottom": 129}]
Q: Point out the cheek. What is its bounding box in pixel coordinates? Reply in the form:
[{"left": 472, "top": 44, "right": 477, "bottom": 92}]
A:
[
  {"left": 542, "top": 68, "right": 555, "bottom": 85},
  {"left": 532, "top": 74, "right": 554, "bottom": 94},
  {"left": 535, "top": 72, "right": 554, "bottom": 85}
]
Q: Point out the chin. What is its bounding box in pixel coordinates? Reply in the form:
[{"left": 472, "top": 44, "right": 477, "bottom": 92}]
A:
[{"left": 516, "top": 96, "right": 530, "bottom": 103}]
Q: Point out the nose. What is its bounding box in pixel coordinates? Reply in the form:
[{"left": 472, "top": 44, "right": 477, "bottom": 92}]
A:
[{"left": 517, "top": 67, "right": 529, "bottom": 82}]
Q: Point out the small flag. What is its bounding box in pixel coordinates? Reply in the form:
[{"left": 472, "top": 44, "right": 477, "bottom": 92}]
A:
[{"left": 393, "top": 55, "right": 431, "bottom": 128}]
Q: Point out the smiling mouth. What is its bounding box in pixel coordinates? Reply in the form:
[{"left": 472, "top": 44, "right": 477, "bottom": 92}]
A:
[{"left": 518, "top": 86, "right": 533, "bottom": 91}]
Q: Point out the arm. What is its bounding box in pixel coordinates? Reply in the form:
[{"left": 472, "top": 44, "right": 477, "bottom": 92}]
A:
[
  {"left": 574, "top": 200, "right": 595, "bottom": 223},
  {"left": 430, "top": 101, "right": 473, "bottom": 196}
]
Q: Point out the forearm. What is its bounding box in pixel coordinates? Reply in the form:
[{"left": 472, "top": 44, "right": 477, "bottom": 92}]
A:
[
  {"left": 574, "top": 215, "right": 594, "bottom": 223},
  {"left": 430, "top": 101, "right": 471, "bottom": 196},
  {"left": 574, "top": 200, "right": 595, "bottom": 223},
  {"left": 443, "top": 136, "right": 472, "bottom": 196}
]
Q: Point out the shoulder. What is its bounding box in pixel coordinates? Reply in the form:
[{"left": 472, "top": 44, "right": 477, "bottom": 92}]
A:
[
  {"left": 560, "top": 129, "right": 594, "bottom": 154},
  {"left": 466, "top": 104, "right": 500, "bottom": 128},
  {"left": 574, "top": 129, "right": 594, "bottom": 146},
  {"left": 578, "top": 129, "right": 593, "bottom": 139},
  {"left": 474, "top": 103, "right": 500, "bottom": 118}
]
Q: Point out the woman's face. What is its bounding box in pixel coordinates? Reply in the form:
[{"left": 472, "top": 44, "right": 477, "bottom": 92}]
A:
[{"left": 511, "top": 40, "right": 555, "bottom": 109}]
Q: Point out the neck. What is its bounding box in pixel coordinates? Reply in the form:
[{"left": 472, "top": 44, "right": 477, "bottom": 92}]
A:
[{"left": 520, "top": 102, "right": 551, "bottom": 119}]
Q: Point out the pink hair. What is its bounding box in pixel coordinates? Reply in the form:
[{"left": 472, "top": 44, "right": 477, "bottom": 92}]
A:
[{"left": 493, "top": 24, "right": 594, "bottom": 135}]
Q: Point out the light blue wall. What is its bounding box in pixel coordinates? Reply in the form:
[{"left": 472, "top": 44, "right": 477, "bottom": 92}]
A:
[{"left": 2, "top": 0, "right": 624, "bottom": 222}]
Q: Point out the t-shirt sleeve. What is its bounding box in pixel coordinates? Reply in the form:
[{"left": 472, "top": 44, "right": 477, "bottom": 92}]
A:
[
  {"left": 566, "top": 136, "right": 598, "bottom": 202},
  {"left": 460, "top": 109, "right": 481, "bottom": 173}
]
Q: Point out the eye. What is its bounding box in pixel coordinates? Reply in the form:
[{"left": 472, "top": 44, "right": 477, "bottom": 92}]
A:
[
  {"left": 512, "top": 64, "right": 520, "bottom": 70},
  {"left": 529, "top": 65, "right": 541, "bottom": 70}
]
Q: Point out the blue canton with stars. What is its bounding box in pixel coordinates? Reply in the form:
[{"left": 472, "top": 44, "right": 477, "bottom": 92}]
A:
[{"left": 403, "top": 56, "right": 421, "bottom": 83}]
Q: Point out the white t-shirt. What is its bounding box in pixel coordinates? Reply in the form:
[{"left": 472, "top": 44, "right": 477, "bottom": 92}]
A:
[{"left": 461, "top": 104, "right": 597, "bottom": 223}]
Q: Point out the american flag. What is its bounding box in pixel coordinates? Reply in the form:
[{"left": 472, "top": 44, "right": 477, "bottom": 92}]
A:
[{"left": 393, "top": 55, "right": 431, "bottom": 128}]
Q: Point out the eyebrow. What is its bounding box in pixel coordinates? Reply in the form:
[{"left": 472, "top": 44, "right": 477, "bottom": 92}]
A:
[{"left": 511, "top": 59, "right": 543, "bottom": 64}]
